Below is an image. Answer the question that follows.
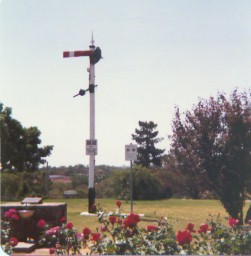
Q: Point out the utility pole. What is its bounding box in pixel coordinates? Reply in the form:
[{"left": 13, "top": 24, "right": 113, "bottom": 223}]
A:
[{"left": 63, "top": 35, "right": 102, "bottom": 213}]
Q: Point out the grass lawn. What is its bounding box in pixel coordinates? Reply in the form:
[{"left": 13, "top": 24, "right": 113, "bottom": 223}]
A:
[{"left": 45, "top": 198, "right": 251, "bottom": 232}]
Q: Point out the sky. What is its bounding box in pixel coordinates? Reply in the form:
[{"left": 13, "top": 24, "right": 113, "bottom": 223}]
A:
[{"left": 1, "top": 0, "right": 251, "bottom": 167}]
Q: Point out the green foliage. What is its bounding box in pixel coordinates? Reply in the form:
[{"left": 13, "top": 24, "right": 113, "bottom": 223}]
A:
[
  {"left": 133, "top": 166, "right": 166, "bottom": 200},
  {"left": 71, "top": 174, "right": 88, "bottom": 188},
  {"left": 1, "top": 171, "right": 52, "bottom": 200},
  {"left": 20, "top": 171, "right": 52, "bottom": 198},
  {"left": 109, "top": 170, "right": 130, "bottom": 199},
  {"left": 162, "top": 153, "right": 206, "bottom": 199},
  {"left": 170, "top": 89, "right": 251, "bottom": 222},
  {"left": 103, "top": 166, "right": 172, "bottom": 200},
  {"left": 0, "top": 103, "right": 53, "bottom": 172},
  {"left": 132, "top": 121, "right": 165, "bottom": 167},
  {"left": 1, "top": 173, "right": 20, "bottom": 200},
  {"left": 42, "top": 164, "right": 176, "bottom": 200},
  {"left": 152, "top": 168, "right": 182, "bottom": 198},
  {"left": 96, "top": 179, "right": 116, "bottom": 198},
  {"left": 49, "top": 182, "right": 73, "bottom": 199}
]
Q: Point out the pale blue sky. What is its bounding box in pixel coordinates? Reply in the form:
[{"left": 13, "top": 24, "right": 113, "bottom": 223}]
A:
[{"left": 1, "top": 0, "right": 251, "bottom": 167}]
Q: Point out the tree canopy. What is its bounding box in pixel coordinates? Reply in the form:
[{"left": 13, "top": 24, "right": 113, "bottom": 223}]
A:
[
  {"left": 132, "top": 121, "right": 165, "bottom": 167},
  {"left": 169, "top": 89, "right": 251, "bottom": 222},
  {"left": 0, "top": 103, "right": 53, "bottom": 172}
]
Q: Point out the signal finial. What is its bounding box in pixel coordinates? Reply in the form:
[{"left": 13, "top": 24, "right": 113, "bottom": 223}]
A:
[{"left": 90, "top": 32, "right": 95, "bottom": 49}]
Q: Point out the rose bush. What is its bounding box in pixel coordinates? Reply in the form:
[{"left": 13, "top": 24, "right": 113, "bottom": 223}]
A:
[
  {"left": 1, "top": 209, "right": 20, "bottom": 254},
  {"left": 1, "top": 202, "right": 251, "bottom": 255},
  {"left": 38, "top": 202, "right": 251, "bottom": 255},
  {"left": 37, "top": 217, "right": 83, "bottom": 255}
]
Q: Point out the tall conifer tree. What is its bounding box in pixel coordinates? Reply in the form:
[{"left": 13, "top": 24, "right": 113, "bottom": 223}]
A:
[{"left": 132, "top": 121, "right": 165, "bottom": 167}]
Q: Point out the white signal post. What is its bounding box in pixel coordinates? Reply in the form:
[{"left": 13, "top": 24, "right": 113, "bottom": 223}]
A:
[
  {"left": 89, "top": 39, "right": 96, "bottom": 212},
  {"left": 63, "top": 35, "right": 102, "bottom": 213}
]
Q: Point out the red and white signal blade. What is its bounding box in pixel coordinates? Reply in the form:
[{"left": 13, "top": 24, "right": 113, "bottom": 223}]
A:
[{"left": 63, "top": 50, "right": 93, "bottom": 58}]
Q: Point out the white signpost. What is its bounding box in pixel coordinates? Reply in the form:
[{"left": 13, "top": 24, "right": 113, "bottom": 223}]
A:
[{"left": 125, "top": 144, "right": 137, "bottom": 213}]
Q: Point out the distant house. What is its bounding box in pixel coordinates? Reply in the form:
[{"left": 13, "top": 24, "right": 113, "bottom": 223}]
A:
[{"left": 49, "top": 175, "right": 71, "bottom": 183}]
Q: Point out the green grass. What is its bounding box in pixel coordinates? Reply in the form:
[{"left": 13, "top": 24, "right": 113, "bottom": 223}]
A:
[{"left": 44, "top": 198, "right": 251, "bottom": 232}]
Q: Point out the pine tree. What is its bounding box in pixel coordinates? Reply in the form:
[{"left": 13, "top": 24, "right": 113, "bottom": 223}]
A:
[{"left": 132, "top": 121, "right": 165, "bottom": 167}]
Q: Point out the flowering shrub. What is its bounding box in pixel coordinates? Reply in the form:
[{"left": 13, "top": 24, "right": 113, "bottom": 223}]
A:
[
  {"left": 40, "top": 203, "right": 251, "bottom": 255},
  {"left": 37, "top": 217, "right": 83, "bottom": 255},
  {"left": 1, "top": 203, "right": 251, "bottom": 255},
  {"left": 85, "top": 211, "right": 179, "bottom": 255},
  {"left": 1, "top": 208, "right": 20, "bottom": 254}
]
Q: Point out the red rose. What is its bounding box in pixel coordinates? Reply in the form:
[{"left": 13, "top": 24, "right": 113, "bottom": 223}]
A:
[
  {"left": 100, "top": 225, "right": 108, "bottom": 232},
  {"left": 49, "top": 247, "right": 56, "bottom": 255},
  {"left": 9, "top": 208, "right": 17, "bottom": 214},
  {"left": 198, "top": 223, "right": 209, "bottom": 233},
  {"left": 9, "top": 237, "right": 18, "bottom": 247},
  {"left": 91, "top": 232, "right": 101, "bottom": 242},
  {"left": 109, "top": 216, "right": 116, "bottom": 224},
  {"left": 83, "top": 227, "right": 91, "bottom": 239},
  {"left": 5, "top": 209, "right": 20, "bottom": 220},
  {"left": 116, "top": 200, "right": 121, "bottom": 208},
  {"left": 147, "top": 225, "right": 158, "bottom": 232},
  {"left": 4, "top": 211, "right": 12, "bottom": 218},
  {"left": 60, "top": 216, "right": 67, "bottom": 223},
  {"left": 37, "top": 219, "right": 47, "bottom": 228},
  {"left": 228, "top": 218, "right": 239, "bottom": 227},
  {"left": 66, "top": 222, "right": 73, "bottom": 229},
  {"left": 123, "top": 213, "right": 141, "bottom": 228},
  {"left": 186, "top": 223, "right": 196, "bottom": 232},
  {"left": 11, "top": 214, "right": 20, "bottom": 221},
  {"left": 176, "top": 230, "right": 192, "bottom": 246}
]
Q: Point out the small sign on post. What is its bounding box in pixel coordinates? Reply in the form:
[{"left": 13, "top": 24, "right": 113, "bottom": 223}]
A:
[
  {"left": 125, "top": 144, "right": 137, "bottom": 161},
  {"left": 86, "top": 139, "right": 97, "bottom": 155}
]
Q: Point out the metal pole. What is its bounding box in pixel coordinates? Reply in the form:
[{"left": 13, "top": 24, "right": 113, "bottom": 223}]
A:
[
  {"left": 130, "top": 160, "right": 133, "bottom": 213},
  {"left": 88, "top": 41, "right": 96, "bottom": 213}
]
